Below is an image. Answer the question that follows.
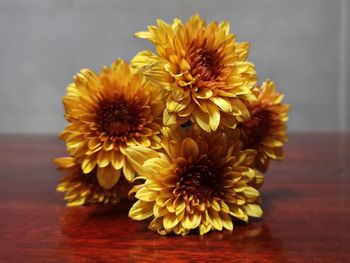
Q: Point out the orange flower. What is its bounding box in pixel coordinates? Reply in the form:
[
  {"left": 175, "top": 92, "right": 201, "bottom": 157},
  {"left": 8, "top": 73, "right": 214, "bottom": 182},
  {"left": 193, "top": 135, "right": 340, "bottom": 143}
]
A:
[
  {"left": 54, "top": 157, "right": 130, "bottom": 206},
  {"left": 60, "top": 59, "right": 164, "bottom": 190},
  {"left": 238, "top": 80, "right": 289, "bottom": 172},
  {"left": 132, "top": 14, "right": 257, "bottom": 132},
  {"left": 127, "top": 127, "right": 264, "bottom": 235}
]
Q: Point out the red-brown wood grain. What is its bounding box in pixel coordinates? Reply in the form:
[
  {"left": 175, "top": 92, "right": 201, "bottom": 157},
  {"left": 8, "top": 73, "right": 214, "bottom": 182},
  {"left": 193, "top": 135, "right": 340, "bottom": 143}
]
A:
[{"left": 0, "top": 134, "right": 349, "bottom": 262}]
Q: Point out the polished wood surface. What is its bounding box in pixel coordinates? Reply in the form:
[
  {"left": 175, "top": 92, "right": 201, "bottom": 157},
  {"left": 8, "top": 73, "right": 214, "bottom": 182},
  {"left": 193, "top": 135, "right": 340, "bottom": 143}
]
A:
[{"left": 0, "top": 134, "right": 349, "bottom": 262}]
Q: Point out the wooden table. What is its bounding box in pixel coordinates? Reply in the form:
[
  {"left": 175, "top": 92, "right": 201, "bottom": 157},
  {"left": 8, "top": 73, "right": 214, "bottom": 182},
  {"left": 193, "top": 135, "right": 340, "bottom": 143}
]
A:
[{"left": 0, "top": 134, "right": 349, "bottom": 262}]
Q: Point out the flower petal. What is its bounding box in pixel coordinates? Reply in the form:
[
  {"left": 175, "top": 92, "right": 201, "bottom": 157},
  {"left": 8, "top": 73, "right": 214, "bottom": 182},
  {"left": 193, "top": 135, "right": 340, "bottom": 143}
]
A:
[
  {"left": 211, "top": 97, "right": 232, "bottom": 112},
  {"left": 129, "top": 200, "right": 154, "bottom": 220},
  {"left": 195, "top": 88, "right": 213, "bottom": 99},
  {"left": 208, "top": 209, "right": 223, "bottom": 231},
  {"left": 96, "top": 165, "right": 121, "bottom": 190},
  {"left": 193, "top": 109, "right": 211, "bottom": 132},
  {"left": 123, "top": 160, "right": 135, "bottom": 181},
  {"left": 111, "top": 151, "right": 124, "bottom": 170},
  {"left": 220, "top": 212, "right": 233, "bottom": 231},
  {"left": 208, "top": 103, "right": 220, "bottom": 131},
  {"left": 97, "top": 150, "right": 110, "bottom": 168},
  {"left": 163, "top": 213, "right": 179, "bottom": 229},
  {"left": 244, "top": 204, "right": 263, "bottom": 217},
  {"left": 54, "top": 157, "right": 75, "bottom": 169},
  {"left": 180, "top": 138, "right": 199, "bottom": 162},
  {"left": 81, "top": 156, "right": 97, "bottom": 174},
  {"left": 136, "top": 187, "right": 158, "bottom": 202},
  {"left": 125, "top": 146, "right": 160, "bottom": 176}
]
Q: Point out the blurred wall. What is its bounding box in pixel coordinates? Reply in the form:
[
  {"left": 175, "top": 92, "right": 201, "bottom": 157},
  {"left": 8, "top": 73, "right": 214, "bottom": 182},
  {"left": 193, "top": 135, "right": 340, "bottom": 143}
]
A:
[{"left": 0, "top": 0, "right": 349, "bottom": 134}]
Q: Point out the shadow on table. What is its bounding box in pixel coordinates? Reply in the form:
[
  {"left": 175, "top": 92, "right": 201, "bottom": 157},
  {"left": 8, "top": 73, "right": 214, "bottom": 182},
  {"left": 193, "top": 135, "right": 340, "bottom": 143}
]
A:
[{"left": 262, "top": 187, "right": 296, "bottom": 215}]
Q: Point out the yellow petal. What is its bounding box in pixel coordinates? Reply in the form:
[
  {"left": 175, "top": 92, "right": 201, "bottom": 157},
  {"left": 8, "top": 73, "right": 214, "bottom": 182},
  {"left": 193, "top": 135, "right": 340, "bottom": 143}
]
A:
[
  {"left": 67, "top": 199, "right": 86, "bottom": 207},
  {"left": 111, "top": 151, "right": 124, "bottom": 170},
  {"left": 165, "top": 197, "right": 176, "bottom": 213},
  {"left": 208, "top": 103, "right": 220, "bottom": 131},
  {"left": 230, "top": 206, "right": 248, "bottom": 222},
  {"left": 211, "top": 199, "right": 221, "bottom": 212},
  {"left": 251, "top": 170, "right": 264, "bottom": 189},
  {"left": 163, "top": 213, "right": 179, "bottom": 229},
  {"left": 165, "top": 64, "right": 184, "bottom": 79},
  {"left": 134, "top": 31, "right": 152, "bottom": 39},
  {"left": 170, "top": 86, "right": 189, "bottom": 102},
  {"left": 81, "top": 157, "right": 97, "bottom": 174},
  {"left": 195, "top": 88, "right": 213, "bottom": 99},
  {"left": 173, "top": 196, "right": 186, "bottom": 215},
  {"left": 123, "top": 160, "right": 135, "bottom": 181},
  {"left": 220, "top": 212, "right": 233, "bottom": 231},
  {"left": 146, "top": 182, "right": 163, "bottom": 191},
  {"left": 219, "top": 20, "right": 230, "bottom": 35},
  {"left": 97, "top": 150, "right": 110, "bottom": 168},
  {"left": 244, "top": 204, "right": 263, "bottom": 217},
  {"left": 56, "top": 183, "right": 68, "bottom": 192},
  {"left": 131, "top": 50, "right": 155, "bottom": 67},
  {"left": 243, "top": 186, "right": 260, "bottom": 198},
  {"left": 177, "top": 104, "right": 194, "bottom": 117},
  {"left": 265, "top": 147, "right": 284, "bottom": 160},
  {"left": 232, "top": 99, "right": 250, "bottom": 120},
  {"left": 210, "top": 97, "right": 232, "bottom": 112},
  {"left": 199, "top": 223, "right": 211, "bottom": 235},
  {"left": 259, "top": 79, "right": 275, "bottom": 101},
  {"left": 88, "top": 138, "right": 102, "bottom": 150},
  {"left": 193, "top": 109, "right": 211, "bottom": 132},
  {"left": 235, "top": 42, "right": 250, "bottom": 60},
  {"left": 96, "top": 165, "right": 121, "bottom": 190},
  {"left": 66, "top": 134, "right": 85, "bottom": 148},
  {"left": 54, "top": 157, "right": 75, "bottom": 169},
  {"left": 153, "top": 205, "right": 168, "bottom": 217},
  {"left": 208, "top": 209, "right": 223, "bottom": 231},
  {"left": 136, "top": 136, "right": 151, "bottom": 147},
  {"left": 163, "top": 109, "right": 177, "bottom": 126},
  {"left": 156, "top": 195, "right": 169, "bottom": 207},
  {"left": 129, "top": 200, "right": 154, "bottom": 220},
  {"left": 136, "top": 187, "right": 158, "bottom": 202},
  {"left": 182, "top": 212, "right": 201, "bottom": 229},
  {"left": 103, "top": 140, "right": 114, "bottom": 151},
  {"left": 214, "top": 28, "right": 227, "bottom": 47},
  {"left": 220, "top": 201, "right": 230, "bottom": 214},
  {"left": 180, "top": 138, "right": 199, "bottom": 162},
  {"left": 262, "top": 138, "right": 283, "bottom": 147},
  {"left": 125, "top": 146, "right": 160, "bottom": 176},
  {"left": 166, "top": 99, "right": 189, "bottom": 113}
]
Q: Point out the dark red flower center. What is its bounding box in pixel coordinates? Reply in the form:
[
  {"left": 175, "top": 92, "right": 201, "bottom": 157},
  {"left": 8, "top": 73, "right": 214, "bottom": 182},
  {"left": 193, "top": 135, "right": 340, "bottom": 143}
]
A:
[
  {"left": 189, "top": 45, "right": 222, "bottom": 81},
  {"left": 96, "top": 97, "right": 144, "bottom": 140},
  {"left": 239, "top": 106, "right": 272, "bottom": 148},
  {"left": 176, "top": 155, "right": 222, "bottom": 201}
]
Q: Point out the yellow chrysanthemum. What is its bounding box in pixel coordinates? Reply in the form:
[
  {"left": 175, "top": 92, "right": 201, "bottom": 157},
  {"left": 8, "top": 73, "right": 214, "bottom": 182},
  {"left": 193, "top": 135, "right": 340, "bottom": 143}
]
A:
[
  {"left": 126, "top": 127, "right": 264, "bottom": 235},
  {"left": 132, "top": 14, "right": 257, "bottom": 132},
  {"left": 60, "top": 59, "right": 164, "bottom": 189},
  {"left": 238, "top": 80, "right": 289, "bottom": 172},
  {"left": 54, "top": 157, "right": 131, "bottom": 206}
]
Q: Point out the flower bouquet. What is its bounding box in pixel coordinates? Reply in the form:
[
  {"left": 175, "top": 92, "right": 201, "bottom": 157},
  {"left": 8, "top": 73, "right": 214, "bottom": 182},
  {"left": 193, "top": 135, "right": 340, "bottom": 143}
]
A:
[{"left": 54, "top": 14, "right": 289, "bottom": 236}]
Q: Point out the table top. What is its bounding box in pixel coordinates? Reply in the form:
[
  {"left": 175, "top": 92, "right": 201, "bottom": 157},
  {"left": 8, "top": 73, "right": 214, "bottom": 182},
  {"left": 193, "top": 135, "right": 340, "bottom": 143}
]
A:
[{"left": 0, "top": 133, "right": 349, "bottom": 262}]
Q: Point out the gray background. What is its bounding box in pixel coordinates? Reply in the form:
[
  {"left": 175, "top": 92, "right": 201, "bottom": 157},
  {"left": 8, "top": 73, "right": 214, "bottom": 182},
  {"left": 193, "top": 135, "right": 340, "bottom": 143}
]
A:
[{"left": 1, "top": 0, "right": 349, "bottom": 134}]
